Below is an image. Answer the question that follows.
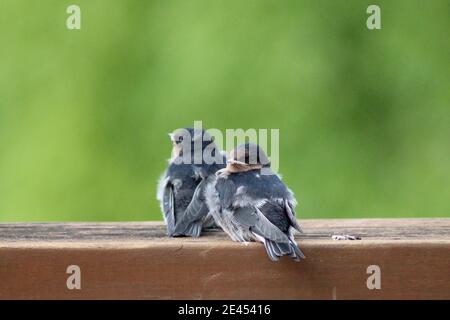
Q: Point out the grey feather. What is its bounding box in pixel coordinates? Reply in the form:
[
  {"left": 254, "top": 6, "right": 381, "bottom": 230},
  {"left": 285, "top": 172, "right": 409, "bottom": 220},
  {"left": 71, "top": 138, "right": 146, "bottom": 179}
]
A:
[
  {"left": 232, "top": 206, "right": 257, "bottom": 227},
  {"left": 173, "top": 179, "right": 209, "bottom": 236},
  {"left": 179, "top": 221, "right": 203, "bottom": 238},
  {"left": 273, "top": 241, "right": 292, "bottom": 256},
  {"left": 262, "top": 238, "right": 304, "bottom": 262},
  {"left": 202, "top": 213, "right": 220, "bottom": 229},
  {"left": 251, "top": 207, "right": 290, "bottom": 243},
  {"left": 285, "top": 199, "right": 303, "bottom": 233},
  {"left": 162, "top": 183, "right": 176, "bottom": 236},
  {"left": 263, "top": 240, "right": 280, "bottom": 261},
  {"left": 290, "top": 239, "right": 305, "bottom": 260},
  {"left": 231, "top": 205, "right": 289, "bottom": 243},
  {"left": 216, "top": 178, "right": 236, "bottom": 209}
]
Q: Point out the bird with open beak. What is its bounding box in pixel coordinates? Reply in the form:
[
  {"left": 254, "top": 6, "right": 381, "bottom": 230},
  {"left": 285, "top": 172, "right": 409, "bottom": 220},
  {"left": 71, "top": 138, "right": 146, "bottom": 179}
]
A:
[
  {"left": 204, "top": 143, "right": 304, "bottom": 261},
  {"left": 157, "top": 128, "right": 226, "bottom": 237}
]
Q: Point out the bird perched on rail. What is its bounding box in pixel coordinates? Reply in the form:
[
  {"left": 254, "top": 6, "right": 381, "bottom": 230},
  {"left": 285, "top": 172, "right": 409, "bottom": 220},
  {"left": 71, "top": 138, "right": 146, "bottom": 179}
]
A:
[
  {"left": 204, "top": 143, "right": 304, "bottom": 261},
  {"left": 157, "top": 128, "right": 226, "bottom": 237}
]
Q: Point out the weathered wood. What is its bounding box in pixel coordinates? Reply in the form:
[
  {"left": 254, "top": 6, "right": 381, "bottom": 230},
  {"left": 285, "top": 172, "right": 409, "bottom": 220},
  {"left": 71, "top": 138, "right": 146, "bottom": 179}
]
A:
[{"left": 0, "top": 219, "right": 449, "bottom": 299}]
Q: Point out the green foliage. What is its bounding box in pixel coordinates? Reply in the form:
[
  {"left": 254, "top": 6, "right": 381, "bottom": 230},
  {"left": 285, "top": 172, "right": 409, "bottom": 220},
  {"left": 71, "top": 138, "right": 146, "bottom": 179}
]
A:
[{"left": 0, "top": 0, "right": 449, "bottom": 221}]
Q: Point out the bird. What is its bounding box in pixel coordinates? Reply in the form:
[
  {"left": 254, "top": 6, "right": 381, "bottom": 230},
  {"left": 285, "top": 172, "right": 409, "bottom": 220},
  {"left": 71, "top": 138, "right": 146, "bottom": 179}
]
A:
[
  {"left": 157, "top": 128, "right": 226, "bottom": 237},
  {"left": 204, "top": 143, "right": 305, "bottom": 261}
]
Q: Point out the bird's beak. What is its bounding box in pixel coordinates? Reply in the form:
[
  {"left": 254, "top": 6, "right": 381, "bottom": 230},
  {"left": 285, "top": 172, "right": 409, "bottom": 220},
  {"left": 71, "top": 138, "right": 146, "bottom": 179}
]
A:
[{"left": 168, "top": 133, "right": 174, "bottom": 141}]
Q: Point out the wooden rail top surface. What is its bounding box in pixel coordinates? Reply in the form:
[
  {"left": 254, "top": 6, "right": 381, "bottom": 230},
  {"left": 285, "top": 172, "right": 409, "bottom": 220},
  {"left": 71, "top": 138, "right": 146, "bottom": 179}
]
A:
[
  {"left": 1, "top": 218, "right": 449, "bottom": 244},
  {"left": 0, "top": 219, "right": 449, "bottom": 299}
]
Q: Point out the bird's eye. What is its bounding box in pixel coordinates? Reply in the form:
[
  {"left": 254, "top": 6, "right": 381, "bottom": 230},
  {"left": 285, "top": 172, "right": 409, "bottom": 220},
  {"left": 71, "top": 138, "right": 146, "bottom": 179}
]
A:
[{"left": 175, "top": 136, "right": 183, "bottom": 145}]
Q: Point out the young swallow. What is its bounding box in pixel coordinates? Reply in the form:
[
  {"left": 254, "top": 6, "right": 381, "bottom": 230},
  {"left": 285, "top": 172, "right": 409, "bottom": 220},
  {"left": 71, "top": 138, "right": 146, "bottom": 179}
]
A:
[
  {"left": 157, "top": 128, "right": 225, "bottom": 237},
  {"left": 204, "top": 143, "right": 304, "bottom": 261}
]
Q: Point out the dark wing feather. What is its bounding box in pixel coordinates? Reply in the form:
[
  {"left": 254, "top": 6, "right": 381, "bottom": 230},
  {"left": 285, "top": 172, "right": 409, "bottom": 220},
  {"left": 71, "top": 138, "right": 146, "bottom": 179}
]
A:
[
  {"left": 163, "top": 182, "right": 176, "bottom": 236},
  {"left": 285, "top": 199, "right": 303, "bottom": 233},
  {"left": 215, "top": 178, "right": 236, "bottom": 209},
  {"left": 173, "top": 179, "right": 209, "bottom": 236},
  {"left": 233, "top": 206, "right": 289, "bottom": 243}
]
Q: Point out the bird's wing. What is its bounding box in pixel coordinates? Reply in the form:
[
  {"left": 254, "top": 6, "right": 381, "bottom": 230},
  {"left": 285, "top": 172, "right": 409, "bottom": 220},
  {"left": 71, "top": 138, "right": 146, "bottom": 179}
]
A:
[
  {"left": 285, "top": 199, "right": 303, "bottom": 233},
  {"left": 233, "top": 205, "right": 290, "bottom": 243},
  {"left": 156, "top": 172, "right": 168, "bottom": 202},
  {"left": 215, "top": 177, "right": 236, "bottom": 209},
  {"left": 162, "top": 181, "right": 176, "bottom": 235},
  {"left": 173, "top": 178, "right": 209, "bottom": 235}
]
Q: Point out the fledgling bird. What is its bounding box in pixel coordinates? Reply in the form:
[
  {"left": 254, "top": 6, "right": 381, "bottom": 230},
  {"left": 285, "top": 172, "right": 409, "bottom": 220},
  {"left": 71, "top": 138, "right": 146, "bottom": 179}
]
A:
[
  {"left": 204, "top": 143, "right": 304, "bottom": 261},
  {"left": 157, "top": 128, "right": 226, "bottom": 237}
]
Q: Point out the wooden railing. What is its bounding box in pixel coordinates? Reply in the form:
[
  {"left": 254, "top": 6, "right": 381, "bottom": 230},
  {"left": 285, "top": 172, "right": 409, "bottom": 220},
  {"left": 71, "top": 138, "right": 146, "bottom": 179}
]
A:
[{"left": 0, "top": 219, "right": 449, "bottom": 299}]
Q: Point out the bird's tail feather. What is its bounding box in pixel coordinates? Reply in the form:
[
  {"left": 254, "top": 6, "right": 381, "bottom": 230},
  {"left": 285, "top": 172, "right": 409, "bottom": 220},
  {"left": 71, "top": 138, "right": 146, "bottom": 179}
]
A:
[
  {"left": 289, "top": 238, "right": 305, "bottom": 260},
  {"left": 202, "top": 214, "right": 221, "bottom": 230},
  {"left": 263, "top": 240, "right": 279, "bottom": 261},
  {"left": 175, "top": 221, "right": 202, "bottom": 238},
  {"left": 263, "top": 239, "right": 305, "bottom": 262}
]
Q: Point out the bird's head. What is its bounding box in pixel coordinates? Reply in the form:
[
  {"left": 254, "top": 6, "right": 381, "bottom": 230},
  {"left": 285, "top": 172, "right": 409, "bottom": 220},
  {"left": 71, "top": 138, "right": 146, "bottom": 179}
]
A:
[
  {"left": 168, "top": 128, "right": 215, "bottom": 160},
  {"left": 224, "top": 143, "right": 270, "bottom": 173}
]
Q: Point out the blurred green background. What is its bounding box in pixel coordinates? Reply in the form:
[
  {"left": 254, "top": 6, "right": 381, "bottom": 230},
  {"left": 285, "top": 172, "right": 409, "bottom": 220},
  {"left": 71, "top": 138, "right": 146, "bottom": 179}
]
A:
[{"left": 0, "top": 0, "right": 449, "bottom": 222}]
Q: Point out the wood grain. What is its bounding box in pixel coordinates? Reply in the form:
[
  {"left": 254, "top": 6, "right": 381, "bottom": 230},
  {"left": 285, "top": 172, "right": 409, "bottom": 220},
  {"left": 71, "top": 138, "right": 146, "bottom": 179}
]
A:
[{"left": 0, "top": 219, "right": 449, "bottom": 299}]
